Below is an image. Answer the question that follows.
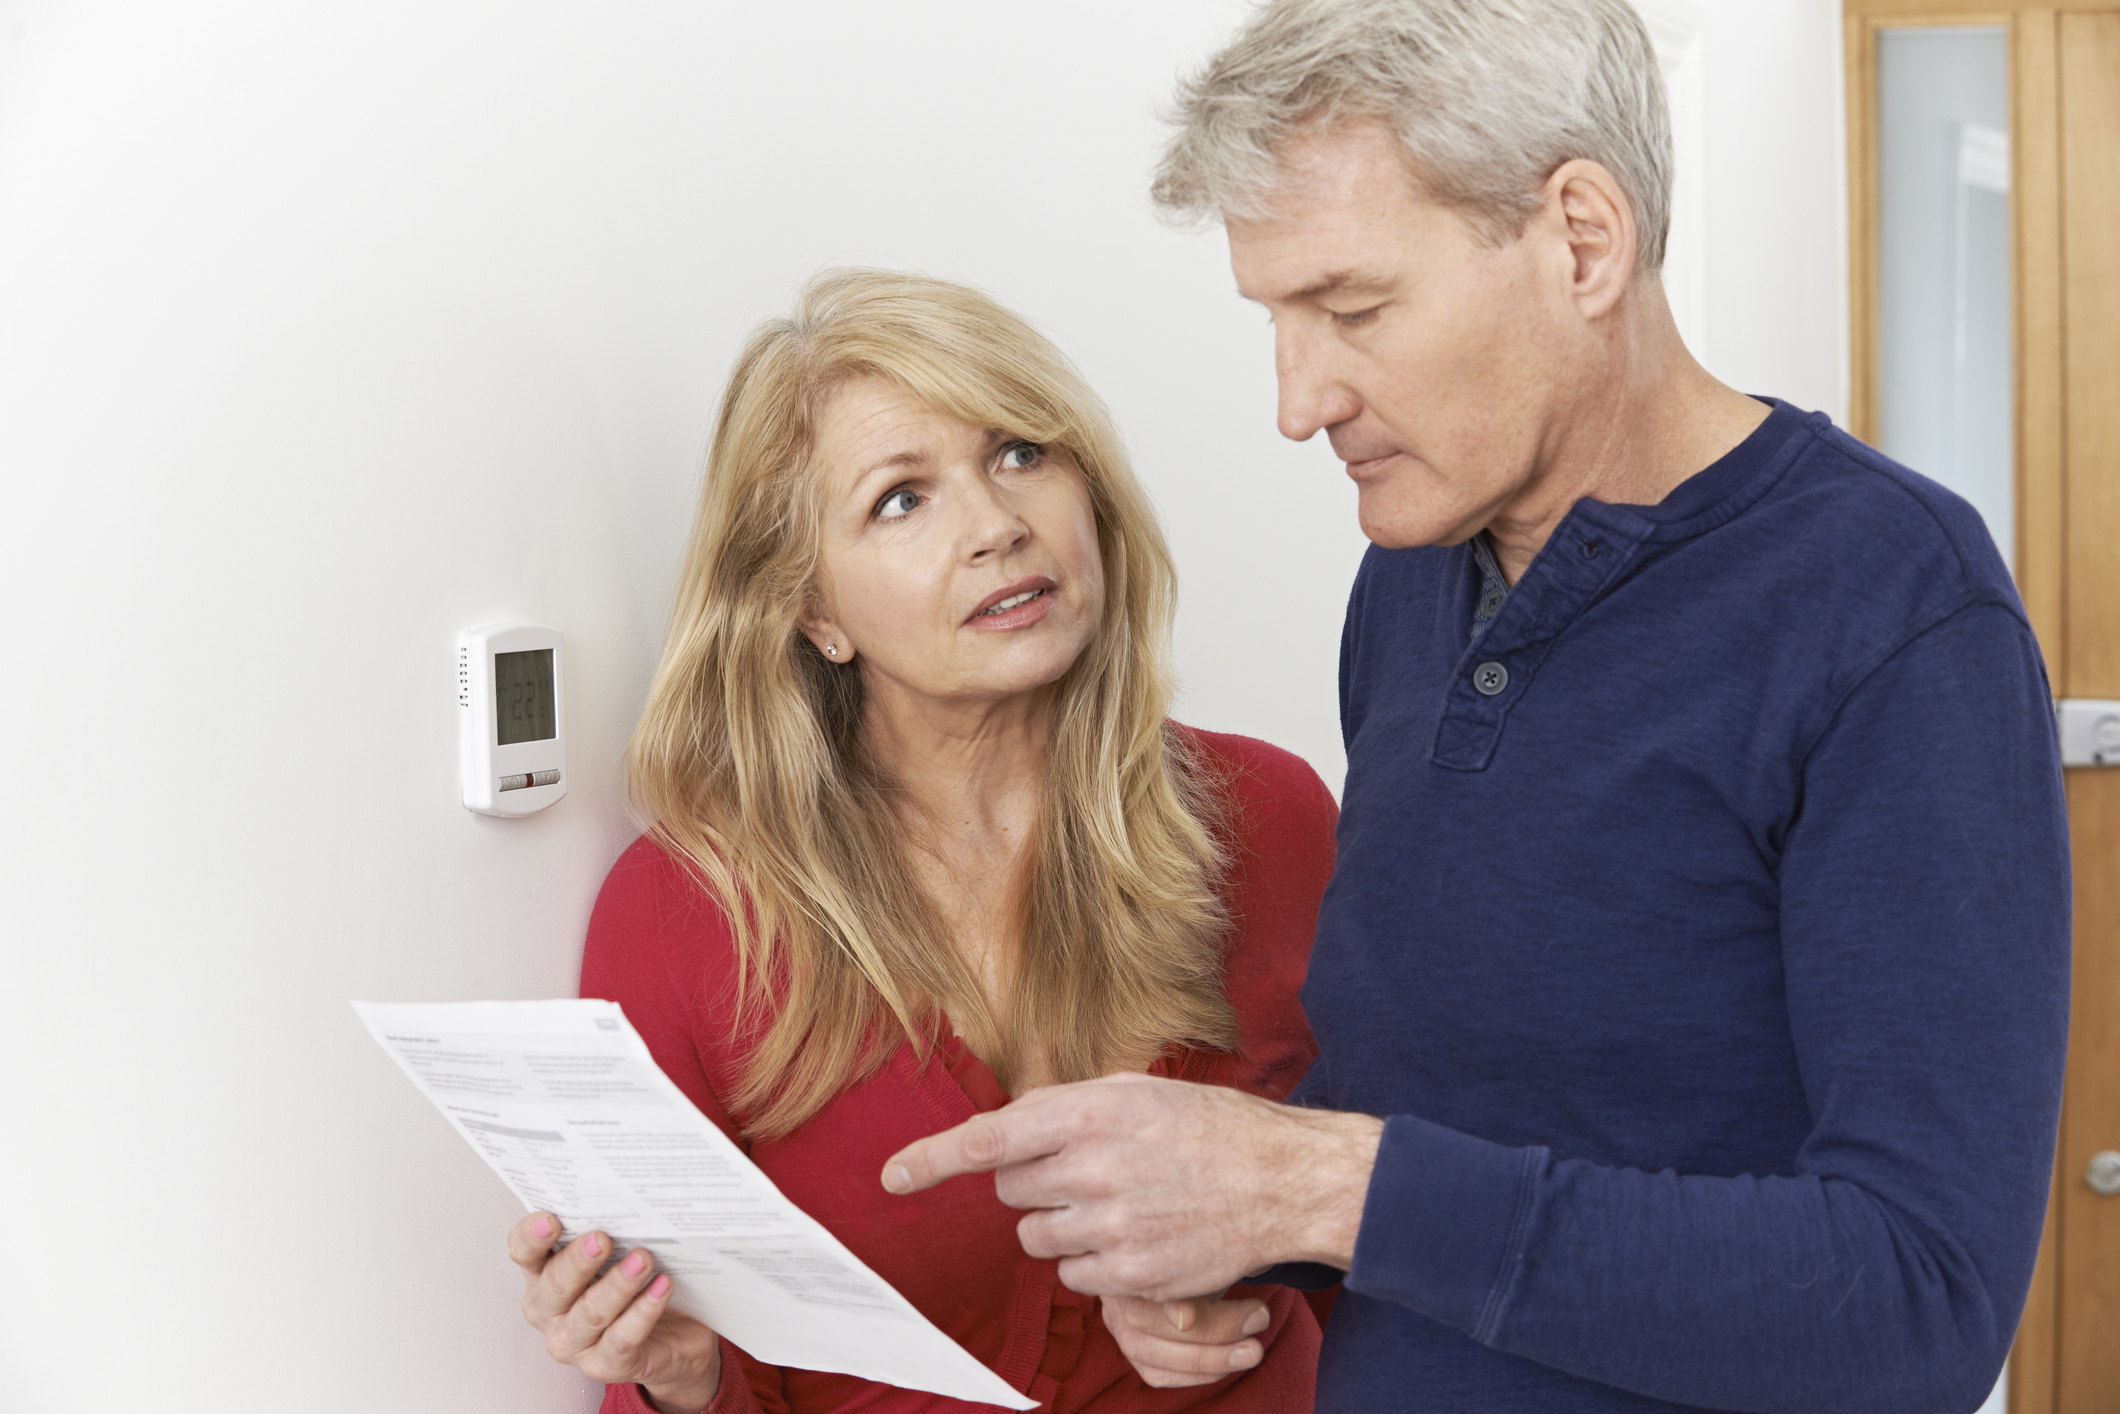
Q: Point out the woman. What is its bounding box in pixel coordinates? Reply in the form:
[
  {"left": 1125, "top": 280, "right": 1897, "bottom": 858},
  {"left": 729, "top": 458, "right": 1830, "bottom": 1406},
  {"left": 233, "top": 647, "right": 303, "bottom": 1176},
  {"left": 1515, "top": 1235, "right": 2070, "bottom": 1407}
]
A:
[{"left": 507, "top": 269, "right": 1339, "bottom": 1413}]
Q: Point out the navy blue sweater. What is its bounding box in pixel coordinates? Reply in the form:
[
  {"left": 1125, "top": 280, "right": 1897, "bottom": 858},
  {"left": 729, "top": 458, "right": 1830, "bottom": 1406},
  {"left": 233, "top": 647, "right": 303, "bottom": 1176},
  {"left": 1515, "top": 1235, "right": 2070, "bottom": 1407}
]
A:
[{"left": 1291, "top": 402, "right": 2071, "bottom": 1413}]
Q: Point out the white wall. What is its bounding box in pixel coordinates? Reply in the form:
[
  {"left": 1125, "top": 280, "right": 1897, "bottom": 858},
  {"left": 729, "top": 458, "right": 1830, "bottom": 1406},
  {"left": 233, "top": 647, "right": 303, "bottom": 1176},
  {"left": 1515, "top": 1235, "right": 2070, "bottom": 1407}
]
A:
[
  {"left": 0, "top": 1, "right": 1848, "bottom": 1410},
  {"left": 1686, "top": 0, "right": 1851, "bottom": 417}
]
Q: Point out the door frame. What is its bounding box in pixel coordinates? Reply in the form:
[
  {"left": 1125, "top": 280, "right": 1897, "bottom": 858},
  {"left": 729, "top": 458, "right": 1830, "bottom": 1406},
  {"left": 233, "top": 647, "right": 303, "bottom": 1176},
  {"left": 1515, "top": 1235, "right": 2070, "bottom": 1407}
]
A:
[
  {"left": 1844, "top": 1, "right": 2065, "bottom": 672},
  {"left": 1842, "top": 3, "right": 2069, "bottom": 1408}
]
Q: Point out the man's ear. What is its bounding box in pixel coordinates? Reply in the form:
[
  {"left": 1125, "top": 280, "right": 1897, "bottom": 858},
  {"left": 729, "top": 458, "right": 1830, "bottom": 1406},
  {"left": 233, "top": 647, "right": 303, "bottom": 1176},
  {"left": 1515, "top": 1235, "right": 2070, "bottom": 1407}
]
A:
[{"left": 1540, "top": 158, "right": 1638, "bottom": 320}]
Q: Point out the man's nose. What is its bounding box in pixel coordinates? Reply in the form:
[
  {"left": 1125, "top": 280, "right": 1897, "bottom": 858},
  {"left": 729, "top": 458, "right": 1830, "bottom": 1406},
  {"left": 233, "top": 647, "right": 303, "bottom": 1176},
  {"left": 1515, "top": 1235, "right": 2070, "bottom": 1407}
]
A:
[{"left": 1276, "top": 327, "right": 1360, "bottom": 444}]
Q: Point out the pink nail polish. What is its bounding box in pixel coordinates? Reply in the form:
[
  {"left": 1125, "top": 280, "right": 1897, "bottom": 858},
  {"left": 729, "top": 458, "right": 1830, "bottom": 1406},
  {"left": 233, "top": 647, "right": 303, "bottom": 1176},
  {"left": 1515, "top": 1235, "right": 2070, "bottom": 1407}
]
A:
[
  {"left": 582, "top": 1234, "right": 601, "bottom": 1258},
  {"left": 622, "top": 1251, "right": 649, "bottom": 1278},
  {"left": 648, "top": 1275, "right": 671, "bottom": 1298},
  {"left": 533, "top": 1215, "right": 554, "bottom": 1240}
]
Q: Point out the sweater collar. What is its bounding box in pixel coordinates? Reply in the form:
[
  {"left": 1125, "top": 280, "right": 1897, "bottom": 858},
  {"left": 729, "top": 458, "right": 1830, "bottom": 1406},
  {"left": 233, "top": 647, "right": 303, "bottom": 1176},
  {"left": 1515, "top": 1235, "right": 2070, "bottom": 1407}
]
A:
[{"left": 1596, "top": 397, "right": 1823, "bottom": 538}]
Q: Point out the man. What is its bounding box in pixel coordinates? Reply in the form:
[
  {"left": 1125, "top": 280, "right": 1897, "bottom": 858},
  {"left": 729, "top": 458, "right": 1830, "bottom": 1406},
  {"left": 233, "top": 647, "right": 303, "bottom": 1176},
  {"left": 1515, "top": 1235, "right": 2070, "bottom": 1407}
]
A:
[{"left": 884, "top": 1, "right": 2071, "bottom": 1409}]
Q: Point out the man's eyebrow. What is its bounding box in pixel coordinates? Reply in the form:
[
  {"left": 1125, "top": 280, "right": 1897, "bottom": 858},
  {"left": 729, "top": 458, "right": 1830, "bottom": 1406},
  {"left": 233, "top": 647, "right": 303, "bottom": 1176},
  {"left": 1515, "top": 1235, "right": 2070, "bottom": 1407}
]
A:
[{"left": 1247, "top": 270, "right": 1398, "bottom": 304}]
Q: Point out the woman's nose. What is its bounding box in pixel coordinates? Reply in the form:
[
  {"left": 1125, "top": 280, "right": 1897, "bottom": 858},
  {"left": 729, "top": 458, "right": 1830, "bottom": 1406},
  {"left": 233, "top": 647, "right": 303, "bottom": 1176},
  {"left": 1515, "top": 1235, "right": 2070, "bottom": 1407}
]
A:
[{"left": 960, "top": 475, "right": 1030, "bottom": 561}]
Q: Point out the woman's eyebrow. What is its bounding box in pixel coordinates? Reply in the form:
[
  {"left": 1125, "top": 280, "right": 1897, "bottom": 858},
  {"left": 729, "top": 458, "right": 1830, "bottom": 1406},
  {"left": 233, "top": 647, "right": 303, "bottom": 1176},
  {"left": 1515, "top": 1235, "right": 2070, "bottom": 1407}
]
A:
[
  {"left": 857, "top": 448, "right": 929, "bottom": 479},
  {"left": 846, "top": 448, "right": 941, "bottom": 514},
  {"left": 858, "top": 429, "right": 1016, "bottom": 478}
]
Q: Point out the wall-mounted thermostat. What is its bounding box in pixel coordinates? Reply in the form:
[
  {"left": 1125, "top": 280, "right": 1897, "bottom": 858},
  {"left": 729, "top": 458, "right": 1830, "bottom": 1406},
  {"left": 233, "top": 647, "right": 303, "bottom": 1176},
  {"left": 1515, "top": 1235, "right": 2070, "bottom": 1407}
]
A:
[{"left": 459, "top": 623, "right": 566, "bottom": 817}]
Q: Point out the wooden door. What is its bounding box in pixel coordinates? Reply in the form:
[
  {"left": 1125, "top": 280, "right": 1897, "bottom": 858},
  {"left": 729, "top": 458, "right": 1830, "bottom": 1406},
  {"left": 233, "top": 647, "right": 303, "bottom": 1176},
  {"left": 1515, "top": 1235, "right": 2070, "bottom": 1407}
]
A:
[{"left": 1846, "top": 4, "right": 2119, "bottom": 1410}]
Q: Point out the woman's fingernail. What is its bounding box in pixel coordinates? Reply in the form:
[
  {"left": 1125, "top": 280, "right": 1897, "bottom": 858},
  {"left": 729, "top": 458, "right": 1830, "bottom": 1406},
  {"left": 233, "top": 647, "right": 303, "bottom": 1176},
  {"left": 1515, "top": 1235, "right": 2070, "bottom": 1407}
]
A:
[
  {"left": 581, "top": 1234, "right": 602, "bottom": 1258},
  {"left": 622, "top": 1251, "right": 649, "bottom": 1279},
  {"left": 882, "top": 1164, "right": 911, "bottom": 1194},
  {"left": 533, "top": 1215, "right": 554, "bottom": 1241},
  {"left": 648, "top": 1275, "right": 671, "bottom": 1298},
  {"left": 1229, "top": 1342, "right": 1261, "bottom": 1370},
  {"left": 1241, "top": 1304, "right": 1270, "bottom": 1336}
]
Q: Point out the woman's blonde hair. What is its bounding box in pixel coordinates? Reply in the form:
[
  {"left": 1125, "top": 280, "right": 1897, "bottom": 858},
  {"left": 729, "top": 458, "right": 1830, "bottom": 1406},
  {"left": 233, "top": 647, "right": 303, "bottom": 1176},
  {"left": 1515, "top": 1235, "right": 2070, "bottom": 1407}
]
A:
[{"left": 628, "top": 268, "right": 1238, "bottom": 1139}]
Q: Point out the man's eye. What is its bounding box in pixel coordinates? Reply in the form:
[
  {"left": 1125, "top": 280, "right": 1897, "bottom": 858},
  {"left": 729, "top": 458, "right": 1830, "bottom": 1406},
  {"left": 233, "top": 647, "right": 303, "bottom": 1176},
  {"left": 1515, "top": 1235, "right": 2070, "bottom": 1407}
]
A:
[
  {"left": 874, "top": 487, "right": 923, "bottom": 519},
  {"left": 1333, "top": 305, "right": 1383, "bottom": 328},
  {"left": 1000, "top": 441, "right": 1041, "bottom": 469}
]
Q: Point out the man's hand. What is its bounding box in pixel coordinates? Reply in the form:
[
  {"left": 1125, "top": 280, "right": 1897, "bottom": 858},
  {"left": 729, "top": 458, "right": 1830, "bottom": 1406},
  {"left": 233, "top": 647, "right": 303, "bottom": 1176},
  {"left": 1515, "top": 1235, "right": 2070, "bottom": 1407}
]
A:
[
  {"left": 881, "top": 1072, "right": 1383, "bottom": 1301},
  {"left": 1102, "top": 1295, "right": 1272, "bottom": 1387}
]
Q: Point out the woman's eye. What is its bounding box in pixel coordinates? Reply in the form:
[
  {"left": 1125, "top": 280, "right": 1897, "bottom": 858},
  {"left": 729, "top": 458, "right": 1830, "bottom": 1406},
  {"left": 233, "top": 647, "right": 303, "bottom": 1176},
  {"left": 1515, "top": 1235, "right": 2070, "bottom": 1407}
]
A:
[
  {"left": 1000, "top": 441, "right": 1041, "bottom": 469},
  {"left": 874, "top": 487, "right": 923, "bottom": 520},
  {"left": 1332, "top": 305, "right": 1382, "bottom": 329}
]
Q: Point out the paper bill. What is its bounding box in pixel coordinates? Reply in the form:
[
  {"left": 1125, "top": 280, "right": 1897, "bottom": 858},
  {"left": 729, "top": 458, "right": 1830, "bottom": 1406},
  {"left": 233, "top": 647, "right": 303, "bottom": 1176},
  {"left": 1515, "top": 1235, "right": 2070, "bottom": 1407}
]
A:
[{"left": 353, "top": 998, "right": 1035, "bottom": 1410}]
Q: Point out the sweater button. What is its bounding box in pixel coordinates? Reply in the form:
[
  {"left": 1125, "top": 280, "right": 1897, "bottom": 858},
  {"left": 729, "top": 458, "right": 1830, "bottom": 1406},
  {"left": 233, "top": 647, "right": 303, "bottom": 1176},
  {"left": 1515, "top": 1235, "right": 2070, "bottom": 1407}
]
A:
[{"left": 1473, "top": 661, "right": 1509, "bottom": 695}]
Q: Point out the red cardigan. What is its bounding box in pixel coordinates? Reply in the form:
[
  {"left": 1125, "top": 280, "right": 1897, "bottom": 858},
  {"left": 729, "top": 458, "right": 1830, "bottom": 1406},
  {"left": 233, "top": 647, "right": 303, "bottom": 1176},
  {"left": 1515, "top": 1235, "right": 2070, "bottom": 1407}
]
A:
[{"left": 581, "top": 727, "right": 1339, "bottom": 1414}]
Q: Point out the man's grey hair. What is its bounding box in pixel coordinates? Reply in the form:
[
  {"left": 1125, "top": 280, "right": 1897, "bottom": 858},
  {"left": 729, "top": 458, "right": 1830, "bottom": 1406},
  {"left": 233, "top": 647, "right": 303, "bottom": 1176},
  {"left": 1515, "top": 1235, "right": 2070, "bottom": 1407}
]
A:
[{"left": 1152, "top": 0, "right": 1673, "bottom": 270}]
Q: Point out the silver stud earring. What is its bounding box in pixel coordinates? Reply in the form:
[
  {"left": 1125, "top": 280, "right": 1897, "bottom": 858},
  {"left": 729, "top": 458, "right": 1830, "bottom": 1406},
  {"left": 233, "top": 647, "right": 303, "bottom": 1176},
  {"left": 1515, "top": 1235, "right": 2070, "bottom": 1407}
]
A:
[{"left": 825, "top": 644, "right": 838, "bottom": 658}]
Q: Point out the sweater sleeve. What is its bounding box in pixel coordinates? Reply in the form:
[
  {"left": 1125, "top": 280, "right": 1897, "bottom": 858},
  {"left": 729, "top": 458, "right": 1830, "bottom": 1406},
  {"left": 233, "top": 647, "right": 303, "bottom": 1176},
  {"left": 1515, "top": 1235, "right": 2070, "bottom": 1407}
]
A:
[
  {"left": 595, "top": 1346, "right": 788, "bottom": 1414},
  {"left": 580, "top": 841, "right": 793, "bottom": 1414},
  {"left": 1343, "top": 601, "right": 2071, "bottom": 1413},
  {"left": 597, "top": 1360, "right": 773, "bottom": 1414}
]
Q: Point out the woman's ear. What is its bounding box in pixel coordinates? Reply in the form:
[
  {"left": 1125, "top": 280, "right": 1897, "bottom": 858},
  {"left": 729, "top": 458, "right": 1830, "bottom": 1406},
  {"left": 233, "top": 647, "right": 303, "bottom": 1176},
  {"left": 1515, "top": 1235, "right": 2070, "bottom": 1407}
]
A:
[
  {"left": 1540, "top": 158, "right": 1638, "bottom": 320},
  {"left": 797, "top": 610, "right": 855, "bottom": 665}
]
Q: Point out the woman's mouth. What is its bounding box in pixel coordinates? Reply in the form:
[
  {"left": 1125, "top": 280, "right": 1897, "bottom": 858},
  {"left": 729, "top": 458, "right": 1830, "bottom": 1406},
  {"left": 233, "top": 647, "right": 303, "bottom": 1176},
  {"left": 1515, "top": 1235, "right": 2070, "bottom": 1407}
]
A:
[
  {"left": 978, "top": 589, "right": 1045, "bottom": 616},
  {"left": 965, "top": 576, "right": 1058, "bottom": 629}
]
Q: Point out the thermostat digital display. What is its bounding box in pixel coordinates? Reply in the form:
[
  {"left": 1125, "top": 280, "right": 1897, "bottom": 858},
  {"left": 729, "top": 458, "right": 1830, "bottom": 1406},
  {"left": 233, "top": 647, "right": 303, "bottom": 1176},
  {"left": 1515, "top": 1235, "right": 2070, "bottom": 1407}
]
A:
[
  {"left": 494, "top": 649, "right": 556, "bottom": 746},
  {"left": 460, "top": 624, "right": 566, "bottom": 817}
]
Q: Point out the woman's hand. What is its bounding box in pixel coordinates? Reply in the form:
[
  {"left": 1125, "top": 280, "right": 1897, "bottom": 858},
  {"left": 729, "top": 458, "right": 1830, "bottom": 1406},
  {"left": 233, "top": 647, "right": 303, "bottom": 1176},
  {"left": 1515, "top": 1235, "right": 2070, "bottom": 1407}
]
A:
[
  {"left": 509, "top": 1212, "right": 723, "bottom": 1414},
  {"left": 1101, "top": 1294, "right": 1269, "bottom": 1387}
]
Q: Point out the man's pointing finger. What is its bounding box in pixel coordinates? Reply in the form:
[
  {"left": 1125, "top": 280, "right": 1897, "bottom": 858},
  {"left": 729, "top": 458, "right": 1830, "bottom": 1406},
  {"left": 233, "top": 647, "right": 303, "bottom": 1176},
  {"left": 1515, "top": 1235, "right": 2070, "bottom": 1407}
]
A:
[{"left": 882, "top": 1105, "right": 1068, "bottom": 1194}]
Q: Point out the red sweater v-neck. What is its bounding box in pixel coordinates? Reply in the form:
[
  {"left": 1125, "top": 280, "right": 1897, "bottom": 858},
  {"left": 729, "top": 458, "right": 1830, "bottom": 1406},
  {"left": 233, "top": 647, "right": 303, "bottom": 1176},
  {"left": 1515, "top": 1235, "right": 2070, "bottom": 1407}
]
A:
[{"left": 581, "top": 726, "right": 1339, "bottom": 1414}]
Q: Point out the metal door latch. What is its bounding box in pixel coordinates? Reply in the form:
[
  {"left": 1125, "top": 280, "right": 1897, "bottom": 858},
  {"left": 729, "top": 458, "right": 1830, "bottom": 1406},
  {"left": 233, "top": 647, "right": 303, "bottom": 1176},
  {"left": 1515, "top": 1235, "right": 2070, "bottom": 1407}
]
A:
[
  {"left": 2088, "top": 1150, "right": 2120, "bottom": 1197},
  {"left": 2058, "top": 700, "right": 2120, "bottom": 767}
]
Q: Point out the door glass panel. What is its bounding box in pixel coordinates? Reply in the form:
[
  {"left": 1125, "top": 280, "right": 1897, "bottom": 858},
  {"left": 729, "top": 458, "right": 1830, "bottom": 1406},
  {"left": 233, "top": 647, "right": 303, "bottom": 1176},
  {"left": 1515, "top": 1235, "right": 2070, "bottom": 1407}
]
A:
[{"left": 1877, "top": 26, "right": 2013, "bottom": 569}]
